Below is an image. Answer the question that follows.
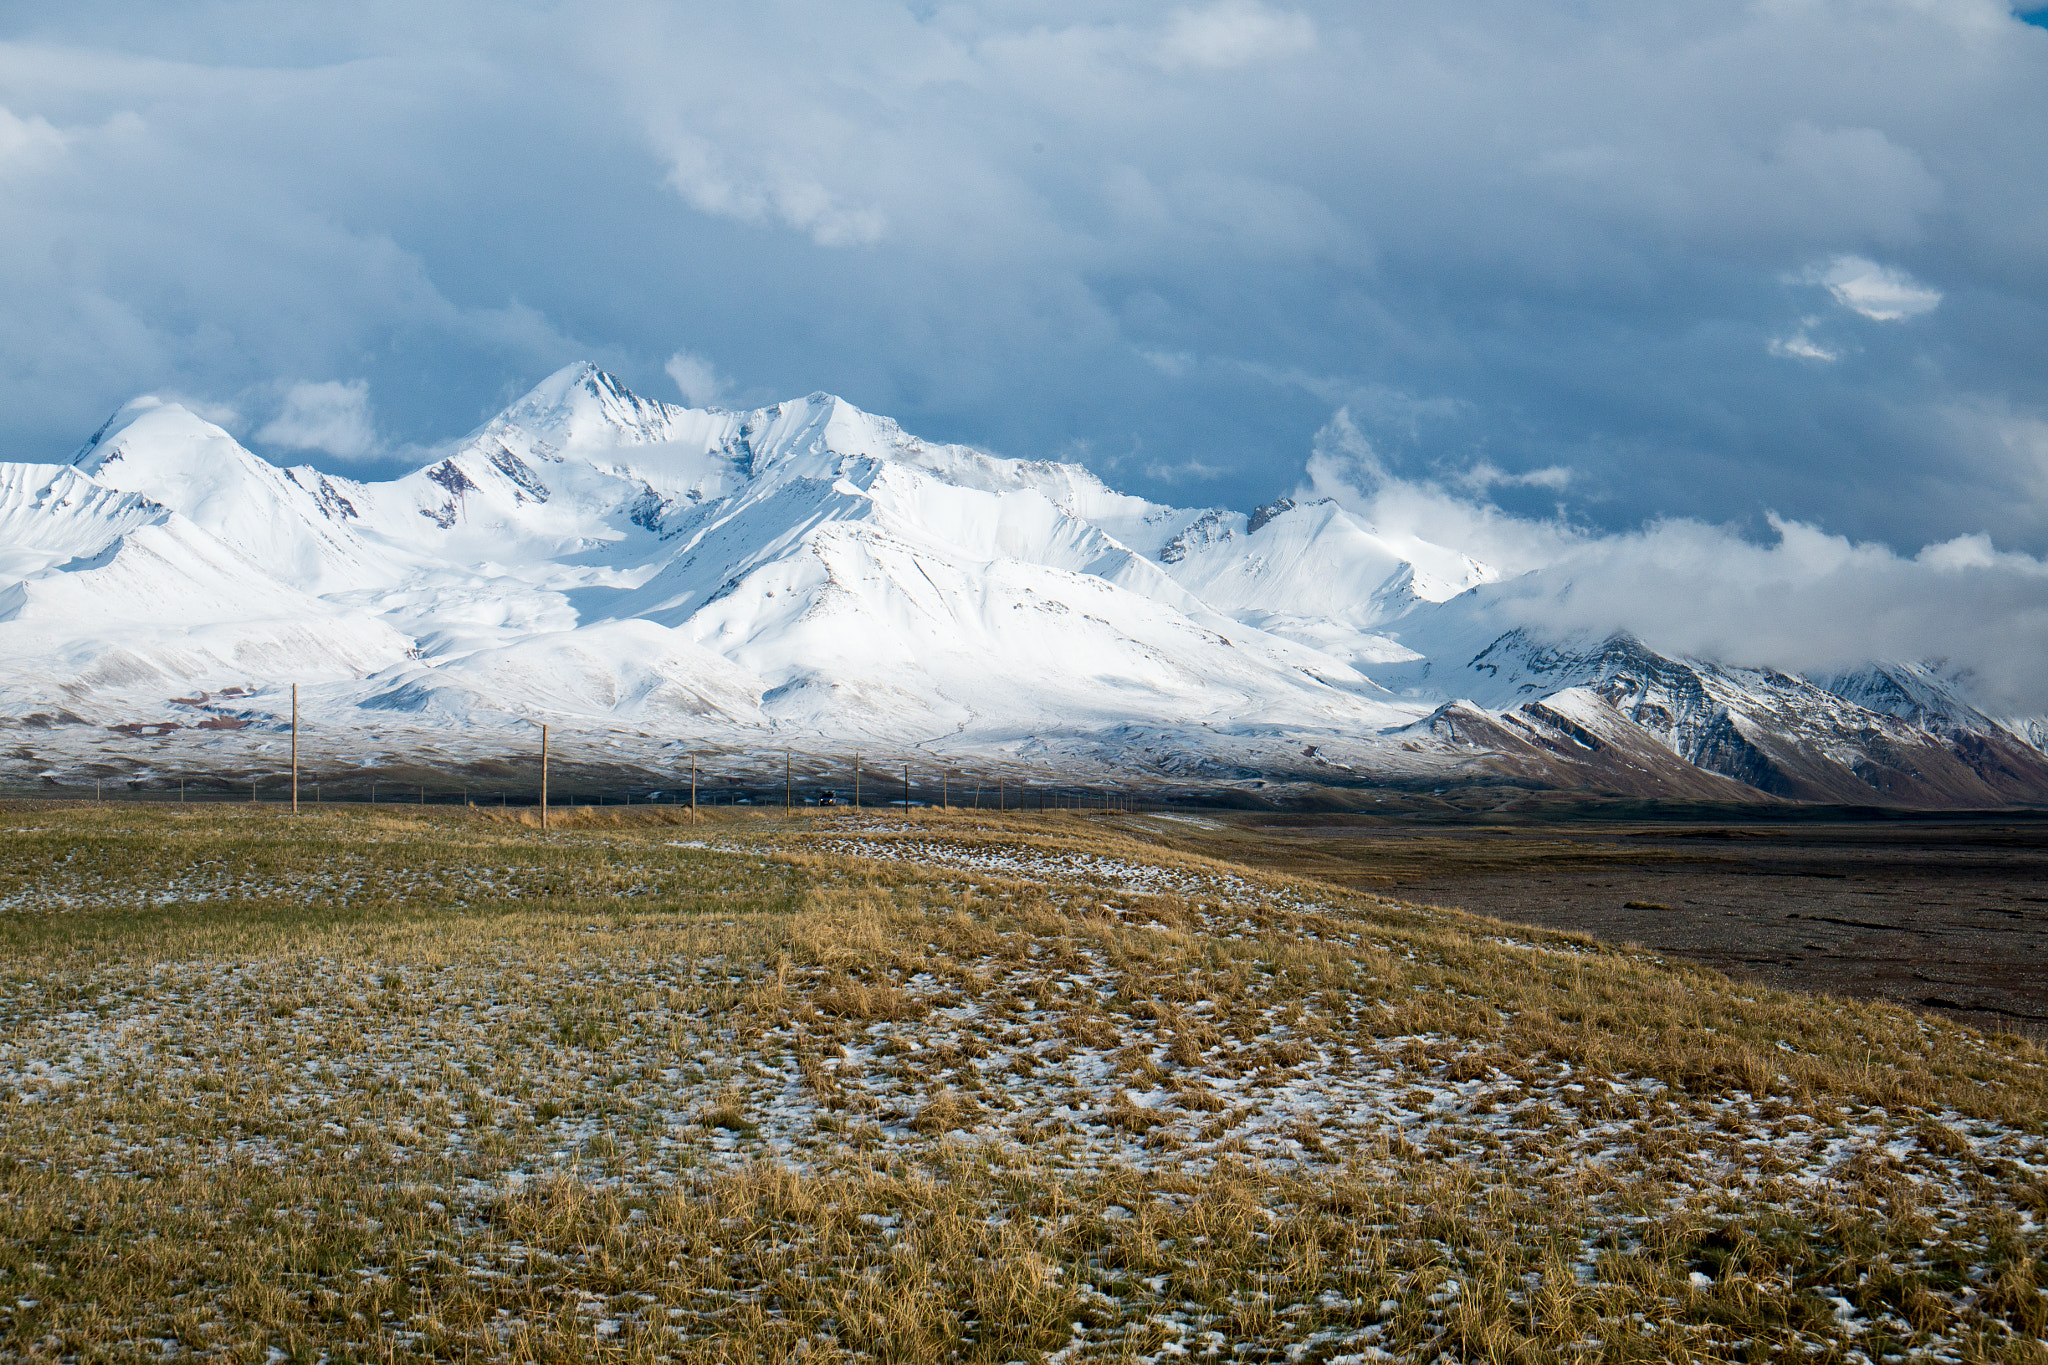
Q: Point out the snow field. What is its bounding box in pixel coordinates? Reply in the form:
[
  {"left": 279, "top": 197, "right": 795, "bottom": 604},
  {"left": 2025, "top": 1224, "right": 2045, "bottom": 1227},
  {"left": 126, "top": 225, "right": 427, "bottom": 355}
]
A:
[{"left": 9, "top": 361, "right": 2047, "bottom": 811}]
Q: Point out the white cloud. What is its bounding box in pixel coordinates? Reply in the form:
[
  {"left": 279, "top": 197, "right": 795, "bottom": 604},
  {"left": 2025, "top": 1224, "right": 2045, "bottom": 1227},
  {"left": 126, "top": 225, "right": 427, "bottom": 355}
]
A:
[
  {"left": 1154, "top": 1, "right": 1316, "bottom": 71},
  {"left": 255, "top": 380, "right": 379, "bottom": 460},
  {"left": 664, "top": 349, "right": 731, "bottom": 408},
  {"left": 161, "top": 394, "right": 243, "bottom": 429},
  {"left": 652, "top": 128, "right": 888, "bottom": 247},
  {"left": 0, "top": 106, "right": 67, "bottom": 171},
  {"left": 1455, "top": 461, "right": 1573, "bottom": 493},
  {"left": 1302, "top": 408, "right": 2048, "bottom": 711},
  {"left": 1140, "top": 349, "right": 1196, "bottom": 376},
  {"left": 1769, "top": 328, "right": 1840, "bottom": 361},
  {"left": 1143, "top": 456, "right": 1229, "bottom": 482},
  {"left": 1474, "top": 515, "right": 2048, "bottom": 711},
  {"left": 1302, "top": 410, "right": 1584, "bottom": 574},
  {"left": 1810, "top": 255, "right": 1943, "bottom": 320}
]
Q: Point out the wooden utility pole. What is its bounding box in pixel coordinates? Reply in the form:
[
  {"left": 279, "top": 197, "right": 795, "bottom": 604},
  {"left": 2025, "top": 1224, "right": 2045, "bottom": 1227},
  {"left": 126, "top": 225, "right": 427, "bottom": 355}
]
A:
[
  {"left": 690, "top": 756, "right": 698, "bottom": 820},
  {"left": 942, "top": 771, "right": 947, "bottom": 810},
  {"left": 290, "top": 684, "right": 299, "bottom": 815},
  {"left": 785, "top": 749, "right": 792, "bottom": 814},
  {"left": 903, "top": 761, "right": 909, "bottom": 809},
  {"left": 540, "top": 724, "right": 550, "bottom": 831},
  {"left": 854, "top": 751, "right": 861, "bottom": 808},
  {"left": 998, "top": 777, "right": 1004, "bottom": 811}
]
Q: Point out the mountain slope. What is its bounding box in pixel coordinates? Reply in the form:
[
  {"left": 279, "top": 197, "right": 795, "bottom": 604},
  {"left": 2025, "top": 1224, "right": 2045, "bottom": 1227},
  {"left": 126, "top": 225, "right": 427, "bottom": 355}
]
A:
[
  {"left": 0, "top": 487, "right": 412, "bottom": 703},
  {"left": 72, "top": 400, "right": 389, "bottom": 595},
  {"left": 0, "top": 463, "right": 165, "bottom": 581},
  {"left": 1385, "top": 594, "right": 2048, "bottom": 807},
  {"left": 1158, "top": 495, "right": 1497, "bottom": 623},
  {"left": 0, "top": 362, "right": 2039, "bottom": 807}
]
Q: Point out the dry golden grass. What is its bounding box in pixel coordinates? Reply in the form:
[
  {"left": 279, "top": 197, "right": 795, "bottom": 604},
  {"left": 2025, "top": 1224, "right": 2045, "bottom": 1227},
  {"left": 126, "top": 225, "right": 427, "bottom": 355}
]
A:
[{"left": 0, "top": 802, "right": 2041, "bottom": 1362}]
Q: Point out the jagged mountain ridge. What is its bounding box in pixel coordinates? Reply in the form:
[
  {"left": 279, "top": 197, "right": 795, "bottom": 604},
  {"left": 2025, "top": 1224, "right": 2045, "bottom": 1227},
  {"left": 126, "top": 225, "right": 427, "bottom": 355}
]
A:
[
  {"left": 0, "top": 362, "right": 2041, "bottom": 807},
  {"left": 1397, "top": 621, "right": 2048, "bottom": 807}
]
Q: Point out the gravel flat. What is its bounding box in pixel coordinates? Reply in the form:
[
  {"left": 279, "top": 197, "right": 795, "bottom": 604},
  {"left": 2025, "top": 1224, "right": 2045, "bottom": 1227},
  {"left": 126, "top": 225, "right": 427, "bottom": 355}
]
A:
[{"left": 1139, "top": 814, "right": 2048, "bottom": 1039}]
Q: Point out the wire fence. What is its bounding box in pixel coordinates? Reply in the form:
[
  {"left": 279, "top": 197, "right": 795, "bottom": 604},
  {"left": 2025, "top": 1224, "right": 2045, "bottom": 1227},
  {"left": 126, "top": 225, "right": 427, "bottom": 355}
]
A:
[{"left": 0, "top": 762, "right": 1225, "bottom": 815}]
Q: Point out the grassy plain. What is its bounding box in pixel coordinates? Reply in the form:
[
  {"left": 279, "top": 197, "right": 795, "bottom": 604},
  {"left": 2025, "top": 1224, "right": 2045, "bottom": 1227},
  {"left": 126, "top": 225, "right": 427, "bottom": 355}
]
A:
[{"left": 0, "top": 802, "right": 2042, "bottom": 1362}]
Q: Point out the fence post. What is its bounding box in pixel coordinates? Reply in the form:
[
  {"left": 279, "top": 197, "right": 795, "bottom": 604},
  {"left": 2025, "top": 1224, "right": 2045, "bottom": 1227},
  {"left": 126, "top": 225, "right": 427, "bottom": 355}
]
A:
[
  {"left": 291, "top": 684, "right": 299, "bottom": 815},
  {"left": 540, "top": 724, "right": 550, "bottom": 831}
]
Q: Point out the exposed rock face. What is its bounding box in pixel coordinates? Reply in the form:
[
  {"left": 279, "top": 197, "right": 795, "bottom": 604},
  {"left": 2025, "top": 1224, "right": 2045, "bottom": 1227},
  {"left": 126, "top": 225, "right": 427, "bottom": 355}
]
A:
[{"left": 1412, "top": 627, "right": 2048, "bottom": 807}]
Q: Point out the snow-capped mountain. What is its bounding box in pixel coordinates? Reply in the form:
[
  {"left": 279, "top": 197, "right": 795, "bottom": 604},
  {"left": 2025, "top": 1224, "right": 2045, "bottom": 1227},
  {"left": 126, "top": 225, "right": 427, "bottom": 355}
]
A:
[
  {"left": 1385, "top": 615, "right": 2048, "bottom": 807},
  {"left": 3, "top": 362, "right": 2043, "bottom": 807}
]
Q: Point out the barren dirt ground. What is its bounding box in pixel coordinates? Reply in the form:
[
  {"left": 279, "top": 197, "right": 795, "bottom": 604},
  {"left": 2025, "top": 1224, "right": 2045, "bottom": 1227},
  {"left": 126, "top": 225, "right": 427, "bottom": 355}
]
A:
[{"left": 1139, "top": 814, "right": 2048, "bottom": 1040}]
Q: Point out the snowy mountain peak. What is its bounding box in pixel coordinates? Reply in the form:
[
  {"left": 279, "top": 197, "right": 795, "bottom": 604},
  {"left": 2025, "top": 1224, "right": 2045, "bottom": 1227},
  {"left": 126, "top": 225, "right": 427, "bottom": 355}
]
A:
[
  {"left": 1816, "top": 661, "right": 2007, "bottom": 739},
  {"left": 7, "top": 361, "right": 2042, "bottom": 809},
  {"left": 488, "top": 362, "right": 695, "bottom": 452},
  {"left": 1157, "top": 493, "right": 1495, "bottom": 629},
  {"left": 71, "top": 398, "right": 230, "bottom": 475},
  {"left": 67, "top": 400, "right": 306, "bottom": 538}
]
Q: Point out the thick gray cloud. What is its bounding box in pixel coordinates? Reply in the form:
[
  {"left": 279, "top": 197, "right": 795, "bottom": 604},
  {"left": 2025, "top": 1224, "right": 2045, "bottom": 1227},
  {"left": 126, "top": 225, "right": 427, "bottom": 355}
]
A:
[{"left": 4, "top": 1, "right": 2048, "bottom": 565}]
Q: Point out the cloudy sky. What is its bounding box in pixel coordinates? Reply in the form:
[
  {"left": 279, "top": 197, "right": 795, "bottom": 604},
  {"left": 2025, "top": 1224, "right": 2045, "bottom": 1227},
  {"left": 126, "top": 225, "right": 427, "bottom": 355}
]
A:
[{"left": 5, "top": 1, "right": 2048, "bottom": 683}]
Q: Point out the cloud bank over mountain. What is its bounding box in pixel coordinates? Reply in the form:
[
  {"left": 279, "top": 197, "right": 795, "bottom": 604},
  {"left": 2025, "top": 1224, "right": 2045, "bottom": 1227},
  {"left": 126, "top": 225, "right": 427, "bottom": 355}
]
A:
[{"left": 1304, "top": 409, "right": 2048, "bottom": 713}]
